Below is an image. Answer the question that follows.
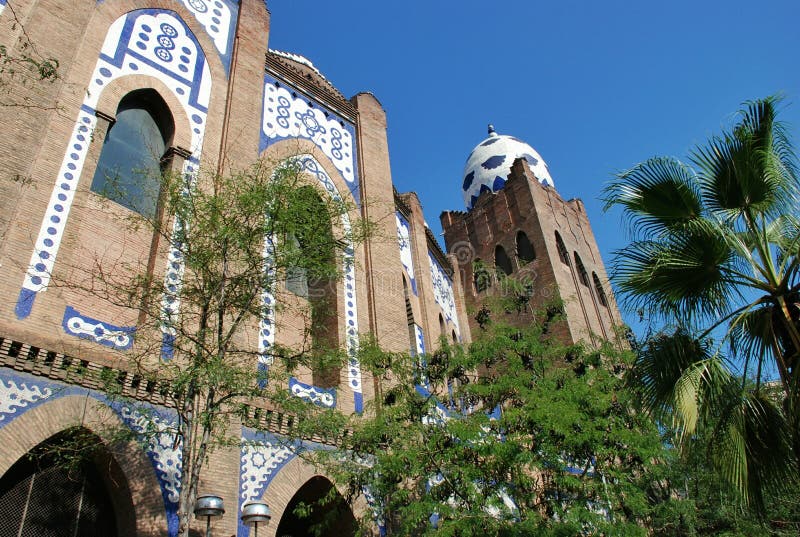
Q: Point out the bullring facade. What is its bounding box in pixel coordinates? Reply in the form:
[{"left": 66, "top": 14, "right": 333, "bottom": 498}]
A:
[{"left": 0, "top": 1, "right": 618, "bottom": 535}]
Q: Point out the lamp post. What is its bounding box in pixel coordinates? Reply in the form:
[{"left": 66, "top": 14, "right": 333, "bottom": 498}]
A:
[
  {"left": 194, "top": 494, "right": 225, "bottom": 537},
  {"left": 240, "top": 499, "right": 271, "bottom": 537}
]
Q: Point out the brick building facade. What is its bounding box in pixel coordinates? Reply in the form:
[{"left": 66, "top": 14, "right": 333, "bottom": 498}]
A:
[{"left": 0, "top": 1, "right": 619, "bottom": 535}]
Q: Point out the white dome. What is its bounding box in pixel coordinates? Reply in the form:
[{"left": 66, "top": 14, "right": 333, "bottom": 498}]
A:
[{"left": 461, "top": 126, "right": 554, "bottom": 209}]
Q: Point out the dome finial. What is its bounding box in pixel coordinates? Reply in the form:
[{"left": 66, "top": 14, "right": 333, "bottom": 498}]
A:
[{"left": 487, "top": 124, "right": 497, "bottom": 137}]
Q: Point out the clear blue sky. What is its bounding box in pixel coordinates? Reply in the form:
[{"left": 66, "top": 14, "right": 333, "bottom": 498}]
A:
[{"left": 266, "top": 0, "right": 800, "bottom": 333}]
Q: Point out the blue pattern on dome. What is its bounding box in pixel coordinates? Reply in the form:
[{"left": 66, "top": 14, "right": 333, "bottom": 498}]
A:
[
  {"left": 470, "top": 194, "right": 479, "bottom": 208},
  {"left": 522, "top": 153, "right": 539, "bottom": 166},
  {"left": 462, "top": 171, "right": 475, "bottom": 191},
  {"left": 492, "top": 176, "right": 506, "bottom": 191},
  {"left": 509, "top": 136, "right": 526, "bottom": 143},
  {"left": 481, "top": 155, "right": 505, "bottom": 170},
  {"left": 480, "top": 137, "right": 500, "bottom": 147},
  {"left": 479, "top": 184, "right": 492, "bottom": 195}
]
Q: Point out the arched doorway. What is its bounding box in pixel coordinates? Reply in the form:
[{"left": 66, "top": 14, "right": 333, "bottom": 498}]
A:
[
  {"left": 0, "top": 427, "right": 132, "bottom": 537},
  {"left": 275, "top": 476, "right": 356, "bottom": 537}
]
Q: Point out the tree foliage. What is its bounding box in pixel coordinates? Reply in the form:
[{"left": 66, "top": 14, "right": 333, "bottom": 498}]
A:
[
  {"left": 603, "top": 96, "right": 800, "bottom": 508},
  {"left": 331, "top": 311, "right": 674, "bottom": 536},
  {"left": 66, "top": 157, "right": 362, "bottom": 537}
]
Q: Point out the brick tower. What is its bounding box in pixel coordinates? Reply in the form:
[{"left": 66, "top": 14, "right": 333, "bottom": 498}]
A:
[{"left": 441, "top": 126, "right": 623, "bottom": 346}]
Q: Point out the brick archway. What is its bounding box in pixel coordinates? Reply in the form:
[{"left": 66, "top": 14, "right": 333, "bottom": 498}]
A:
[{"left": 0, "top": 395, "right": 168, "bottom": 537}]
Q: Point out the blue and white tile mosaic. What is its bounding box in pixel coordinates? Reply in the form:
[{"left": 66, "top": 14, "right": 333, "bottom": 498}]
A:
[
  {"left": 428, "top": 252, "right": 460, "bottom": 336},
  {"left": 62, "top": 305, "right": 135, "bottom": 350},
  {"left": 0, "top": 374, "right": 53, "bottom": 424},
  {"left": 15, "top": 9, "right": 212, "bottom": 329},
  {"left": 395, "top": 212, "right": 417, "bottom": 295},
  {"left": 0, "top": 0, "right": 7, "bottom": 15},
  {"left": 256, "top": 234, "right": 277, "bottom": 388},
  {"left": 289, "top": 376, "right": 336, "bottom": 408},
  {"left": 175, "top": 0, "right": 238, "bottom": 74},
  {"left": 238, "top": 428, "right": 297, "bottom": 537},
  {"left": 257, "top": 155, "right": 363, "bottom": 413},
  {"left": 115, "top": 404, "right": 183, "bottom": 537},
  {"left": 362, "top": 485, "right": 387, "bottom": 537},
  {"left": 462, "top": 131, "right": 554, "bottom": 210},
  {"left": 261, "top": 73, "right": 360, "bottom": 206},
  {"left": 90, "top": 0, "right": 238, "bottom": 74},
  {"left": 413, "top": 324, "right": 425, "bottom": 357}
]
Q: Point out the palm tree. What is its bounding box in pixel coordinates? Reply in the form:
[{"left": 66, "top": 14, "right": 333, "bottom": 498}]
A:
[{"left": 603, "top": 96, "right": 800, "bottom": 508}]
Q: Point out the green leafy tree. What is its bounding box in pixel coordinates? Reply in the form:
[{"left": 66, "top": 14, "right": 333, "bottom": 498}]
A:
[
  {"left": 64, "top": 157, "right": 360, "bottom": 537},
  {"left": 331, "top": 311, "right": 675, "bottom": 536},
  {"left": 603, "top": 96, "right": 800, "bottom": 507}
]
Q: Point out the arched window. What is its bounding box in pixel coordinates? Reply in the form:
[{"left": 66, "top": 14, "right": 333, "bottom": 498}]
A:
[
  {"left": 91, "top": 89, "right": 174, "bottom": 218},
  {"left": 439, "top": 313, "right": 446, "bottom": 338},
  {"left": 473, "top": 258, "right": 491, "bottom": 293},
  {"left": 555, "top": 231, "right": 569, "bottom": 265},
  {"left": 516, "top": 231, "right": 535, "bottom": 264},
  {"left": 593, "top": 272, "right": 609, "bottom": 307},
  {"left": 574, "top": 252, "right": 590, "bottom": 287},
  {"left": 451, "top": 330, "right": 457, "bottom": 343},
  {"left": 494, "top": 245, "right": 513, "bottom": 276},
  {"left": 286, "top": 186, "right": 339, "bottom": 388}
]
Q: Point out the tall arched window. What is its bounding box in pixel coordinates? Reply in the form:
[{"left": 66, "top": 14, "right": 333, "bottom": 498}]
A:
[
  {"left": 516, "top": 231, "right": 535, "bottom": 264},
  {"left": 439, "top": 313, "right": 446, "bottom": 338},
  {"left": 574, "top": 252, "right": 590, "bottom": 287},
  {"left": 91, "top": 89, "right": 174, "bottom": 218},
  {"left": 494, "top": 245, "right": 513, "bottom": 276},
  {"left": 555, "top": 231, "right": 569, "bottom": 265},
  {"left": 593, "top": 272, "right": 609, "bottom": 307},
  {"left": 286, "top": 186, "right": 339, "bottom": 388}
]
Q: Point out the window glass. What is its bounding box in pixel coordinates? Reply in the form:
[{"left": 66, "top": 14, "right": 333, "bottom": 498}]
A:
[{"left": 91, "top": 90, "right": 173, "bottom": 218}]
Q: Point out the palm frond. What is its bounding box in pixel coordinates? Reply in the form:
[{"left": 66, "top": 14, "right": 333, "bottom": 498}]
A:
[
  {"left": 709, "top": 388, "right": 793, "bottom": 510},
  {"left": 611, "top": 223, "right": 733, "bottom": 321},
  {"left": 728, "top": 304, "right": 777, "bottom": 387},
  {"left": 629, "top": 330, "right": 712, "bottom": 423},
  {"left": 693, "top": 96, "right": 799, "bottom": 220},
  {"left": 602, "top": 157, "right": 703, "bottom": 240}
]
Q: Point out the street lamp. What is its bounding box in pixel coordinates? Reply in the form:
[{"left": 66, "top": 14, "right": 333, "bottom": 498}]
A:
[
  {"left": 194, "top": 494, "right": 225, "bottom": 537},
  {"left": 240, "top": 499, "right": 271, "bottom": 537}
]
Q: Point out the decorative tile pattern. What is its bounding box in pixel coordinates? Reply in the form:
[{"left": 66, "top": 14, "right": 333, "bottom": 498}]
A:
[
  {"left": 176, "top": 0, "right": 238, "bottom": 74},
  {"left": 256, "top": 235, "right": 277, "bottom": 388},
  {"left": 62, "top": 305, "right": 135, "bottom": 350},
  {"left": 362, "top": 485, "right": 387, "bottom": 536},
  {"left": 289, "top": 377, "right": 336, "bottom": 408},
  {"left": 15, "top": 9, "right": 212, "bottom": 324},
  {"left": 261, "top": 73, "right": 360, "bottom": 206},
  {"left": 0, "top": 375, "right": 53, "bottom": 425},
  {"left": 462, "top": 132, "right": 554, "bottom": 209},
  {"left": 116, "top": 404, "right": 183, "bottom": 537},
  {"left": 395, "top": 212, "right": 417, "bottom": 295},
  {"left": 428, "top": 252, "right": 460, "bottom": 335},
  {"left": 238, "top": 429, "right": 296, "bottom": 537},
  {"left": 413, "top": 324, "right": 425, "bottom": 356},
  {"left": 258, "top": 155, "right": 363, "bottom": 412},
  {"left": 0, "top": 0, "right": 6, "bottom": 15}
]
